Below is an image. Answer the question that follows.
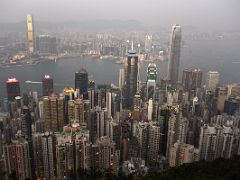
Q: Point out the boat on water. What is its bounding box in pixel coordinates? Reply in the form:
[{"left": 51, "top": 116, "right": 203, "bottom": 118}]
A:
[{"left": 115, "top": 60, "right": 124, "bottom": 64}]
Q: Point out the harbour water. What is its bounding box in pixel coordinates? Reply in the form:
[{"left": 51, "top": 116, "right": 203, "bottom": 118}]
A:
[{"left": 0, "top": 39, "right": 240, "bottom": 98}]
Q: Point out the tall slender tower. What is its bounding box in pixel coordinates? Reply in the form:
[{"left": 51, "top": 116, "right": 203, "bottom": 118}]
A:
[
  {"left": 124, "top": 44, "right": 138, "bottom": 110},
  {"left": 27, "top": 14, "right": 35, "bottom": 53},
  {"left": 147, "top": 63, "right": 157, "bottom": 100},
  {"left": 167, "top": 24, "right": 182, "bottom": 85}
]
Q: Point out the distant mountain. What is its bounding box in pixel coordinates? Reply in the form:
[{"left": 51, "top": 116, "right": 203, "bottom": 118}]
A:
[{"left": 0, "top": 19, "right": 145, "bottom": 36}]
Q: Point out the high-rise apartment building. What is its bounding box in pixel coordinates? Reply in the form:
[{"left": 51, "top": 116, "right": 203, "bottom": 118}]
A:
[
  {"left": 41, "top": 132, "right": 56, "bottom": 179},
  {"left": 198, "top": 124, "right": 234, "bottom": 161},
  {"left": 169, "top": 141, "right": 199, "bottom": 167},
  {"left": 21, "top": 106, "right": 32, "bottom": 139},
  {"left": 90, "top": 136, "right": 119, "bottom": 171},
  {"left": 3, "top": 140, "right": 31, "bottom": 180},
  {"left": 167, "top": 24, "right": 182, "bottom": 85},
  {"left": 43, "top": 95, "right": 64, "bottom": 132}
]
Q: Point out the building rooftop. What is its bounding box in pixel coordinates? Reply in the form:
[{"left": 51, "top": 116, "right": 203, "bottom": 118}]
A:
[{"left": 6, "top": 78, "right": 19, "bottom": 83}]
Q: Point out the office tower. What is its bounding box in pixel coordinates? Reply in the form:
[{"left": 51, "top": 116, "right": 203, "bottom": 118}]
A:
[
  {"left": 27, "top": 14, "right": 35, "bottom": 53},
  {"left": 147, "top": 63, "right": 157, "bottom": 100},
  {"left": 167, "top": 24, "right": 182, "bottom": 84},
  {"left": 182, "top": 69, "right": 202, "bottom": 92},
  {"left": 75, "top": 68, "right": 88, "bottom": 98},
  {"left": 145, "top": 35, "right": 153, "bottom": 53},
  {"left": 36, "top": 35, "right": 57, "bottom": 55},
  {"left": 169, "top": 141, "right": 199, "bottom": 167},
  {"left": 224, "top": 97, "right": 240, "bottom": 115},
  {"left": 43, "top": 95, "right": 64, "bottom": 132},
  {"left": 207, "top": 71, "right": 220, "bottom": 92},
  {"left": 3, "top": 140, "right": 31, "bottom": 180},
  {"left": 124, "top": 48, "right": 138, "bottom": 109},
  {"left": 42, "top": 74, "right": 54, "bottom": 96},
  {"left": 147, "top": 99, "right": 153, "bottom": 121},
  {"left": 119, "top": 68, "right": 125, "bottom": 90},
  {"left": 41, "top": 132, "right": 56, "bottom": 179},
  {"left": 21, "top": 106, "right": 32, "bottom": 139},
  {"left": 6, "top": 78, "right": 20, "bottom": 101}
]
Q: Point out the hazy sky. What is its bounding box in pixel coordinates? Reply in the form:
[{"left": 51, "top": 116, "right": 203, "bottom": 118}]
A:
[{"left": 1, "top": 0, "right": 239, "bottom": 30}]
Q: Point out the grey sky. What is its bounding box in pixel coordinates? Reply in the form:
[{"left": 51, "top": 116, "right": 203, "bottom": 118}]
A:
[{"left": 1, "top": 0, "right": 239, "bottom": 30}]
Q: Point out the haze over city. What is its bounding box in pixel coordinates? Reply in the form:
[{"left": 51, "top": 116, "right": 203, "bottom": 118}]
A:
[{"left": 1, "top": 0, "right": 240, "bottom": 31}]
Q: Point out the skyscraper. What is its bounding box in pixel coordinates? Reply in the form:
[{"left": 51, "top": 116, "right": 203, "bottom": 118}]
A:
[
  {"left": 43, "top": 95, "right": 64, "bottom": 132},
  {"left": 147, "top": 63, "right": 157, "bottom": 100},
  {"left": 124, "top": 48, "right": 138, "bottom": 109},
  {"left": 42, "top": 74, "right": 54, "bottom": 96},
  {"left": 27, "top": 14, "right": 35, "bottom": 53},
  {"left": 41, "top": 132, "right": 56, "bottom": 179},
  {"left": 118, "top": 68, "right": 125, "bottom": 90},
  {"left": 182, "top": 69, "right": 202, "bottom": 92},
  {"left": 3, "top": 140, "right": 32, "bottom": 180},
  {"left": 167, "top": 24, "right": 182, "bottom": 85},
  {"left": 6, "top": 78, "right": 20, "bottom": 101},
  {"left": 36, "top": 35, "right": 57, "bottom": 55},
  {"left": 145, "top": 35, "right": 153, "bottom": 53},
  {"left": 207, "top": 71, "right": 220, "bottom": 92},
  {"left": 75, "top": 68, "right": 88, "bottom": 98},
  {"left": 169, "top": 141, "right": 199, "bottom": 167},
  {"left": 21, "top": 106, "right": 32, "bottom": 139}
]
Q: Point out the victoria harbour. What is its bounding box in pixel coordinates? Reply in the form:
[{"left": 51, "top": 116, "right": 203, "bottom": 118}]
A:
[{"left": 0, "top": 38, "right": 240, "bottom": 97}]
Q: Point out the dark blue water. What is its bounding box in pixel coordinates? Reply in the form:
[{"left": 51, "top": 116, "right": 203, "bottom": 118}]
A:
[{"left": 0, "top": 39, "right": 240, "bottom": 98}]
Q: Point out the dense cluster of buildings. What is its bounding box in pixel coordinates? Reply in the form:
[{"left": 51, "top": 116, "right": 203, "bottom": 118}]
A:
[{"left": 0, "top": 22, "right": 240, "bottom": 180}]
